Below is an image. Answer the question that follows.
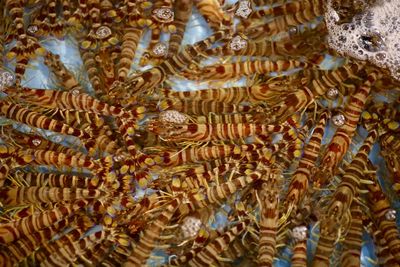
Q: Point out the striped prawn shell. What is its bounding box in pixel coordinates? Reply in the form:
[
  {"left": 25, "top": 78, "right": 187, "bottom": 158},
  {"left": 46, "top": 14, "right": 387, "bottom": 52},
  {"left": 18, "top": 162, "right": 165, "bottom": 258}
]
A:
[
  {"left": 149, "top": 122, "right": 297, "bottom": 143},
  {"left": 186, "top": 220, "right": 250, "bottom": 266},
  {"left": 340, "top": 201, "right": 363, "bottom": 267},
  {"left": 195, "top": 0, "right": 232, "bottom": 31},
  {"left": 0, "top": 186, "right": 103, "bottom": 206},
  {"left": 2, "top": 216, "right": 79, "bottom": 264},
  {"left": 248, "top": 0, "right": 324, "bottom": 21},
  {"left": 178, "top": 171, "right": 265, "bottom": 216},
  {"left": 258, "top": 171, "right": 280, "bottom": 267},
  {"left": 366, "top": 169, "right": 400, "bottom": 262},
  {"left": 117, "top": 29, "right": 231, "bottom": 103},
  {"left": 117, "top": 27, "right": 143, "bottom": 81},
  {"left": 312, "top": 129, "right": 378, "bottom": 267},
  {"left": 0, "top": 100, "right": 91, "bottom": 139},
  {"left": 43, "top": 51, "right": 82, "bottom": 93},
  {"left": 241, "top": 0, "right": 324, "bottom": 39},
  {"left": 193, "top": 113, "right": 255, "bottom": 124},
  {"left": 80, "top": 47, "right": 105, "bottom": 97},
  {"left": 168, "top": 0, "right": 193, "bottom": 56},
  {"left": 33, "top": 223, "right": 106, "bottom": 266},
  {"left": 314, "top": 70, "right": 379, "bottom": 186},
  {"left": 308, "top": 60, "right": 365, "bottom": 96},
  {"left": 169, "top": 219, "right": 250, "bottom": 266},
  {"left": 369, "top": 224, "right": 399, "bottom": 266},
  {"left": 13, "top": 87, "right": 134, "bottom": 119},
  {"left": 182, "top": 59, "right": 310, "bottom": 81},
  {"left": 152, "top": 143, "right": 267, "bottom": 167},
  {"left": 159, "top": 86, "right": 251, "bottom": 105},
  {"left": 235, "top": 30, "right": 325, "bottom": 57},
  {"left": 160, "top": 82, "right": 307, "bottom": 108},
  {"left": 123, "top": 197, "right": 181, "bottom": 266},
  {"left": 0, "top": 200, "right": 87, "bottom": 244},
  {"left": 158, "top": 98, "right": 251, "bottom": 115},
  {"left": 291, "top": 239, "right": 307, "bottom": 267},
  {"left": 285, "top": 110, "right": 329, "bottom": 211},
  {"left": 22, "top": 172, "right": 91, "bottom": 188}
]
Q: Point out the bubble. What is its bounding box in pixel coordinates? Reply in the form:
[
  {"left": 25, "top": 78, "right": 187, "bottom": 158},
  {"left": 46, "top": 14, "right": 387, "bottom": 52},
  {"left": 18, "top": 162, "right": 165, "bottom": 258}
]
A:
[
  {"left": 152, "top": 8, "right": 174, "bottom": 23},
  {"left": 324, "top": 0, "right": 400, "bottom": 81},
  {"left": 362, "top": 11, "right": 375, "bottom": 28},
  {"left": 358, "top": 32, "right": 386, "bottom": 52},
  {"left": 326, "top": 88, "right": 339, "bottom": 99},
  {"left": 0, "top": 71, "right": 15, "bottom": 89},
  {"left": 31, "top": 138, "right": 42, "bottom": 146},
  {"left": 235, "top": 0, "right": 252, "bottom": 19},
  {"left": 152, "top": 42, "right": 168, "bottom": 57},
  {"left": 354, "top": 14, "right": 363, "bottom": 26},
  {"left": 338, "top": 35, "right": 346, "bottom": 42},
  {"left": 342, "top": 24, "right": 349, "bottom": 30},
  {"left": 375, "top": 52, "right": 387, "bottom": 61},
  {"left": 27, "top": 25, "right": 39, "bottom": 35},
  {"left": 181, "top": 216, "right": 202, "bottom": 238},
  {"left": 392, "top": 68, "right": 400, "bottom": 79},
  {"left": 229, "top": 35, "right": 248, "bottom": 51},
  {"left": 332, "top": 113, "right": 346, "bottom": 127},
  {"left": 385, "top": 209, "right": 396, "bottom": 221},
  {"left": 159, "top": 110, "right": 188, "bottom": 124},
  {"left": 292, "top": 226, "right": 308, "bottom": 242},
  {"left": 95, "top": 26, "right": 112, "bottom": 39}
]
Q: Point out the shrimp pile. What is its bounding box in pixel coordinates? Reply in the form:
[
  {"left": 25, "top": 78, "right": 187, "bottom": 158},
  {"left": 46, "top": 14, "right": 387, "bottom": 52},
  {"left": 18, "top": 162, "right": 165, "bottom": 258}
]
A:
[{"left": 0, "top": 0, "right": 399, "bottom": 266}]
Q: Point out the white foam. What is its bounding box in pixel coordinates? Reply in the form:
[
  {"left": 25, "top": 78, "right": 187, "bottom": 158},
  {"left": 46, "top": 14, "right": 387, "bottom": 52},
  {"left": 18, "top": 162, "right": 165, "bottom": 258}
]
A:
[{"left": 325, "top": 0, "right": 400, "bottom": 80}]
